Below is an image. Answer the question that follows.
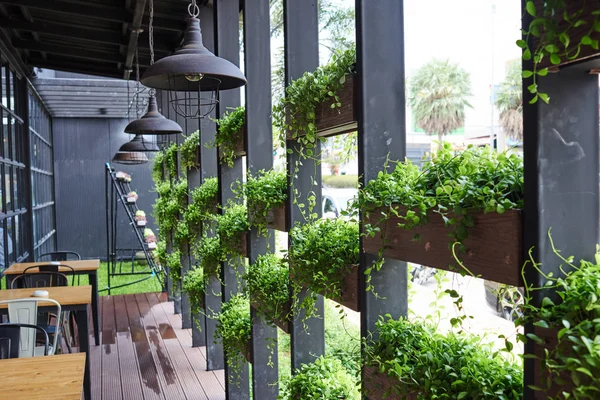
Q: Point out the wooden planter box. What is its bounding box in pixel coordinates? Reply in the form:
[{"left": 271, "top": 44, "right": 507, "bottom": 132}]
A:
[
  {"left": 363, "top": 367, "right": 417, "bottom": 400},
  {"left": 287, "top": 74, "right": 357, "bottom": 139},
  {"left": 242, "top": 339, "right": 252, "bottom": 364},
  {"left": 363, "top": 207, "right": 523, "bottom": 287},
  {"left": 532, "top": 326, "right": 575, "bottom": 398},
  {"left": 249, "top": 203, "right": 287, "bottom": 232},
  {"left": 291, "top": 263, "right": 359, "bottom": 312},
  {"left": 217, "top": 125, "right": 246, "bottom": 161},
  {"left": 250, "top": 300, "right": 290, "bottom": 333}
]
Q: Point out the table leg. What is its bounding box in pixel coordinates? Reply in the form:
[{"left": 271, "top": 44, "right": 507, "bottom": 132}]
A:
[
  {"left": 76, "top": 308, "right": 91, "bottom": 400},
  {"left": 89, "top": 272, "right": 100, "bottom": 346}
]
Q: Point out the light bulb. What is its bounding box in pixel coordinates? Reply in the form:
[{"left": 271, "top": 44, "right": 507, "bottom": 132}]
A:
[{"left": 185, "top": 73, "right": 204, "bottom": 82}]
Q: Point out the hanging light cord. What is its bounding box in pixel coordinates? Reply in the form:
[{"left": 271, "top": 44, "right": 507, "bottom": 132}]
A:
[
  {"left": 149, "top": 0, "right": 155, "bottom": 66},
  {"left": 135, "top": 47, "right": 141, "bottom": 117}
]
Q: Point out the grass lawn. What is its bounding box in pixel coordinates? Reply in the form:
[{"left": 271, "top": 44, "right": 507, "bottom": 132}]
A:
[{"left": 322, "top": 174, "right": 358, "bottom": 188}]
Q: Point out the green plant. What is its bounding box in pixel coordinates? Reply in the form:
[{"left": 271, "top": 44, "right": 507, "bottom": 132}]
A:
[
  {"left": 214, "top": 202, "right": 249, "bottom": 257},
  {"left": 519, "top": 1, "right": 600, "bottom": 104},
  {"left": 183, "top": 177, "right": 219, "bottom": 238},
  {"left": 152, "top": 149, "right": 166, "bottom": 183},
  {"left": 288, "top": 218, "right": 359, "bottom": 317},
  {"left": 408, "top": 59, "right": 472, "bottom": 144},
  {"left": 215, "top": 294, "right": 251, "bottom": 384},
  {"left": 207, "top": 106, "right": 245, "bottom": 168},
  {"left": 359, "top": 143, "right": 524, "bottom": 289},
  {"left": 182, "top": 266, "right": 205, "bottom": 315},
  {"left": 180, "top": 130, "right": 200, "bottom": 170},
  {"left": 153, "top": 179, "right": 187, "bottom": 239},
  {"left": 239, "top": 169, "right": 287, "bottom": 235},
  {"left": 153, "top": 239, "right": 167, "bottom": 265},
  {"left": 515, "top": 234, "right": 600, "bottom": 398},
  {"left": 245, "top": 253, "right": 290, "bottom": 325},
  {"left": 365, "top": 317, "right": 523, "bottom": 399},
  {"left": 280, "top": 356, "right": 360, "bottom": 400},
  {"left": 165, "top": 249, "right": 182, "bottom": 282},
  {"left": 194, "top": 235, "right": 224, "bottom": 278}
]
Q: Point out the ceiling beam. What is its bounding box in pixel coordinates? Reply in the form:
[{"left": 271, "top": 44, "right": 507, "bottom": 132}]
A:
[
  {"left": 0, "top": 0, "right": 127, "bottom": 22},
  {"left": 124, "top": 0, "right": 147, "bottom": 80},
  {"left": 13, "top": 39, "right": 123, "bottom": 64},
  {"left": 28, "top": 58, "right": 122, "bottom": 78}
]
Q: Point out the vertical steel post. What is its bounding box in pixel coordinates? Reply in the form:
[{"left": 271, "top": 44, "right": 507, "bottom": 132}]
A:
[
  {"left": 522, "top": 61, "right": 599, "bottom": 399},
  {"left": 356, "top": 3, "right": 408, "bottom": 398},
  {"left": 243, "top": 0, "right": 279, "bottom": 398},
  {"left": 215, "top": 1, "right": 250, "bottom": 396},
  {"left": 283, "top": 0, "right": 325, "bottom": 372},
  {"left": 198, "top": 5, "right": 225, "bottom": 370}
]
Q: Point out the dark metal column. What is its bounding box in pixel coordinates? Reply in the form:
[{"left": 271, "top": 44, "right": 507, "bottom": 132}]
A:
[
  {"left": 356, "top": 3, "right": 408, "bottom": 397},
  {"left": 522, "top": 61, "right": 599, "bottom": 399},
  {"left": 283, "top": 0, "right": 324, "bottom": 371},
  {"left": 198, "top": 6, "right": 224, "bottom": 369},
  {"left": 22, "top": 78, "right": 35, "bottom": 260},
  {"left": 244, "top": 0, "right": 278, "bottom": 398},
  {"left": 215, "top": 1, "right": 249, "bottom": 396}
]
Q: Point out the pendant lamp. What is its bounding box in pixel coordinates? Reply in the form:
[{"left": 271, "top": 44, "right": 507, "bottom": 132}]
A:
[
  {"left": 119, "top": 134, "right": 160, "bottom": 152},
  {"left": 124, "top": 94, "right": 182, "bottom": 135},
  {"left": 141, "top": 1, "right": 247, "bottom": 118},
  {"left": 112, "top": 151, "right": 149, "bottom": 165}
]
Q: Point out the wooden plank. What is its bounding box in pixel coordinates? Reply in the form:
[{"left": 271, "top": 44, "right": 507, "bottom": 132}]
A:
[
  {"left": 101, "top": 302, "right": 122, "bottom": 400},
  {"left": 102, "top": 296, "right": 116, "bottom": 345},
  {"left": 90, "top": 338, "right": 102, "bottom": 400},
  {"left": 315, "top": 74, "right": 357, "bottom": 136},
  {"left": 0, "top": 286, "right": 92, "bottom": 306},
  {"left": 159, "top": 299, "right": 226, "bottom": 398},
  {"left": 113, "top": 295, "right": 144, "bottom": 400},
  {"left": 124, "top": 294, "right": 164, "bottom": 400},
  {"left": 363, "top": 208, "right": 524, "bottom": 287},
  {"left": 4, "top": 259, "right": 100, "bottom": 275},
  {"left": 144, "top": 293, "right": 177, "bottom": 340},
  {"left": 0, "top": 353, "right": 86, "bottom": 400}
]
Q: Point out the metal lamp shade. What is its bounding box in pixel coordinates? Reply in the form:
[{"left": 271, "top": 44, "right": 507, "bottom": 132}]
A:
[
  {"left": 141, "top": 17, "right": 247, "bottom": 118},
  {"left": 112, "top": 151, "right": 149, "bottom": 165},
  {"left": 119, "top": 135, "right": 160, "bottom": 152},
  {"left": 124, "top": 95, "right": 182, "bottom": 135}
]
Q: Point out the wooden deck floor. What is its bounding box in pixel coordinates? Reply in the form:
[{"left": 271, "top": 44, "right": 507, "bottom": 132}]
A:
[{"left": 90, "top": 293, "right": 225, "bottom": 400}]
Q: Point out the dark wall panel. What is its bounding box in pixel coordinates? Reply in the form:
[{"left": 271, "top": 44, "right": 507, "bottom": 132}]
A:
[{"left": 53, "top": 117, "right": 157, "bottom": 259}]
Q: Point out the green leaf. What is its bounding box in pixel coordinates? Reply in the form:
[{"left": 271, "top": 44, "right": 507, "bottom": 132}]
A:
[
  {"left": 522, "top": 70, "right": 534, "bottom": 78},
  {"left": 544, "top": 44, "right": 559, "bottom": 53},
  {"left": 537, "top": 68, "right": 548, "bottom": 77},
  {"left": 550, "top": 53, "right": 561, "bottom": 65},
  {"left": 574, "top": 20, "right": 587, "bottom": 28},
  {"left": 523, "top": 49, "right": 532, "bottom": 60},
  {"left": 525, "top": 1, "right": 536, "bottom": 16},
  {"left": 516, "top": 39, "right": 527, "bottom": 48},
  {"left": 581, "top": 35, "right": 593, "bottom": 45},
  {"left": 538, "top": 93, "right": 550, "bottom": 104},
  {"left": 559, "top": 32, "right": 571, "bottom": 48}
]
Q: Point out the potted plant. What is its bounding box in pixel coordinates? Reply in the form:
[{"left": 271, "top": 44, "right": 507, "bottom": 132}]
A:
[
  {"left": 135, "top": 210, "right": 147, "bottom": 226},
  {"left": 144, "top": 228, "right": 157, "bottom": 249},
  {"left": 245, "top": 253, "right": 290, "bottom": 332},
  {"left": 183, "top": 177, "right": 219, "bottom": 240},
  {"left": 180, "top": 130, "right": 200, "bottom": 170},
  {"left": 194, "top": 235, "right": 224, "bottom": 278},
  {"left": 279, "top": 356, "right": 360, "bottom": 400},
  {"left": 116, "top": 171, "right": 131, "bottom": 182},
  {"left": 126, "top": 191, "right": 138, "bottom": 203},
  {"left": 165, "top": 249, "right": 182, "bottom": 282},
  {"left": 215, "top": 202, "right": 249, "bottom": 259},
  {"left": 207, "top": 106, "right": 246, "bottom": 168},
  {"left": 361, "top": 143, "right": 524, "bottom": 288},
  {"left": 240, "top": 169, "right": 287, "bottom": 234},
  {"left": 182, "top": 266, "right": 205, "bottom": 316},
  {"left": 215, "top": 294, "right": 251, "bottom": 384},
  {"left": 364, "top": 317, "right": 523, "bottom": 399},
  {"left": 289, "top": 218, "right": 359, "bottom": 312}
]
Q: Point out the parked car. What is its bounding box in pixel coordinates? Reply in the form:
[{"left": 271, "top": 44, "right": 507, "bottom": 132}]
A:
[
  {"left": 484, "top": 280, "right": 524, "bottom": 321},
  {"left": 322, "top": 188, "right": 357, "bottom": 219}
]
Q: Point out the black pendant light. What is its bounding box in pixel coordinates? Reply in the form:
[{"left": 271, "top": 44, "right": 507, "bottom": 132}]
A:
[
  {"left": 124, "top": 94, "right": 182, "bottom": 135},
  {"left": 119, "top": 134, "right": 160, "bottom": 152},
  {"left": 141, "top": 0, "right": 247, "bottom": 118},
  {"left": 112, "top": 151, "right": 149, "bottom": 165}
]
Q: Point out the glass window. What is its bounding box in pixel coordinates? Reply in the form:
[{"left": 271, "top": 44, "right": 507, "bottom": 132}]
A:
[
  {"left": 8, "top": 69, "right": 14, "bottom": 111},
  {"left": 1, "top": 59, "right": 6, "bottom": 108}
]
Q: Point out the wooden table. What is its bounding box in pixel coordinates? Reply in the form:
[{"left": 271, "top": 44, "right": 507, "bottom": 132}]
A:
[
  {"left": 0, "top": 353, "right": 85, "bottom": 400},
  {"left": 3, "top": 259, "right": 101, "bottom": 346},
  {"left": 0, "top": 286, "right": 92, "bottom": 400}
]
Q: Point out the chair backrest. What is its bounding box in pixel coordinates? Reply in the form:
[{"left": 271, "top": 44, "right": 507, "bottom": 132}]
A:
[
  {"left": 0, "top": 323, "right": 49, "bottom": 359},
  {"left": 36, "top": 251, "right": 81, "bottom": 262},
  {"left": 12, "top": 270, "right": 70, "bottom": 289},
  {"left": 0, "top": 298, "right": 61, "bottom": 357}
]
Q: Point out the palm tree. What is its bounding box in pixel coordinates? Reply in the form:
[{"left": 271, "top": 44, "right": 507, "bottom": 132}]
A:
[
  {"left": 495, "top": 60, "right": 523, "bottom": 141},
  {"left": 408, "top": 59, "right": 472, "bottom": 144}
]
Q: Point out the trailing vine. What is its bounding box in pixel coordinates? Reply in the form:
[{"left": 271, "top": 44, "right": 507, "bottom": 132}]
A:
[
  {"left": 179, "top": 130, "right": 200, "bottom": 170},
  {"left": 183, "top": 177, "right": 219, "bottom": 238},
  {"left": 519, "top": 1, "right": 600, "bottom": 103},
  {"left": 288, "top": 218, "right": 359, "bottom": 319},
  {"left": 215, "top": 294, "right": 251, "bottom": 385},
  {"left": 182, "top": 266, "right": 205, "bottom": 316},
  {"left": 207, "top": 106, "right": 245, "bottom": 168},
  {"left": 153, "top": 179, "right": 188, "bottom": 240},
  {"left": 236, "top": 169, "right": 287, "bottom": 236},
  {"left": 214, "top": 202, "right": 249, "bottom": 259},
  {"left": 364, "top": 316, "right": 523, "bottom": 399},
  {"left": 194, "top": 234, "right": 224, "bottom": 278},
  {"left": 165, "top": 249, "right": 182, "bottom": 282},
  {"left": 244, "top": 253, "right": 290, "bottom": 326},
  {"left": 358, "top": 143, "right": 523, "bottom": 290}
]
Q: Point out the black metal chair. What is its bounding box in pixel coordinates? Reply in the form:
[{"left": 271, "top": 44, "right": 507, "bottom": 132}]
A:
[
  {"left": 36, "top": 251, "right": 81, "bottom": 262},
  {"left": 23, "top": 264, "right": 76, "bottom": 286},
  {"left": 11, "top": 269, "right": 73, "bottom": 354},
  {"left": 0, "top": 323, "right": 50, "bottom": 359}
]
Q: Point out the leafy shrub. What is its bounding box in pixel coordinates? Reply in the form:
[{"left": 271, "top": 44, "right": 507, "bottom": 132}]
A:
[
  {"left": 165, "top": 249, "right": 182, "bottom": 282},
  {"left": 280, "top": 356, "right": 360, "bottom": 400},
  {"left": 215, "top": 294, "right": 251, "bottom": 383},
  {"left": 195, "top": 235, "right": 223, "bottom": 277},
  {"left": 180, "top": 131, "right": 200, "bottom": 170},
  {"left": 214, "top": 202, "right": 248, "bottom": 257},
  {"left": 182, "top": 266, "right": 205, "bottom": 315},
  {"left": 288, "top": 218, "right": 359, "bottom": 314},
  {"left": 208, "top": 106, "right": 245, "bottom": 168},
  {"left": 240, "top": 169, "right": 287, "bottom": 235},
  {"left": 183, "top": 177, "right": 219, "bottom": 238},
  {"left": 153, "top": 179, "right": 187, "bottom": 237},
  {"left": 245, "top": 253, "right": 290, "bottom": 325},
  {"left": 365, "top": 317, "right": 523, "bottom": 399}
]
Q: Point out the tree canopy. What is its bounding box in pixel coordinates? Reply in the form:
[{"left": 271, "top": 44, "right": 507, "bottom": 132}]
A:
[{"left": 495, "top": 59, "right": 523, "bottom": 141}]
